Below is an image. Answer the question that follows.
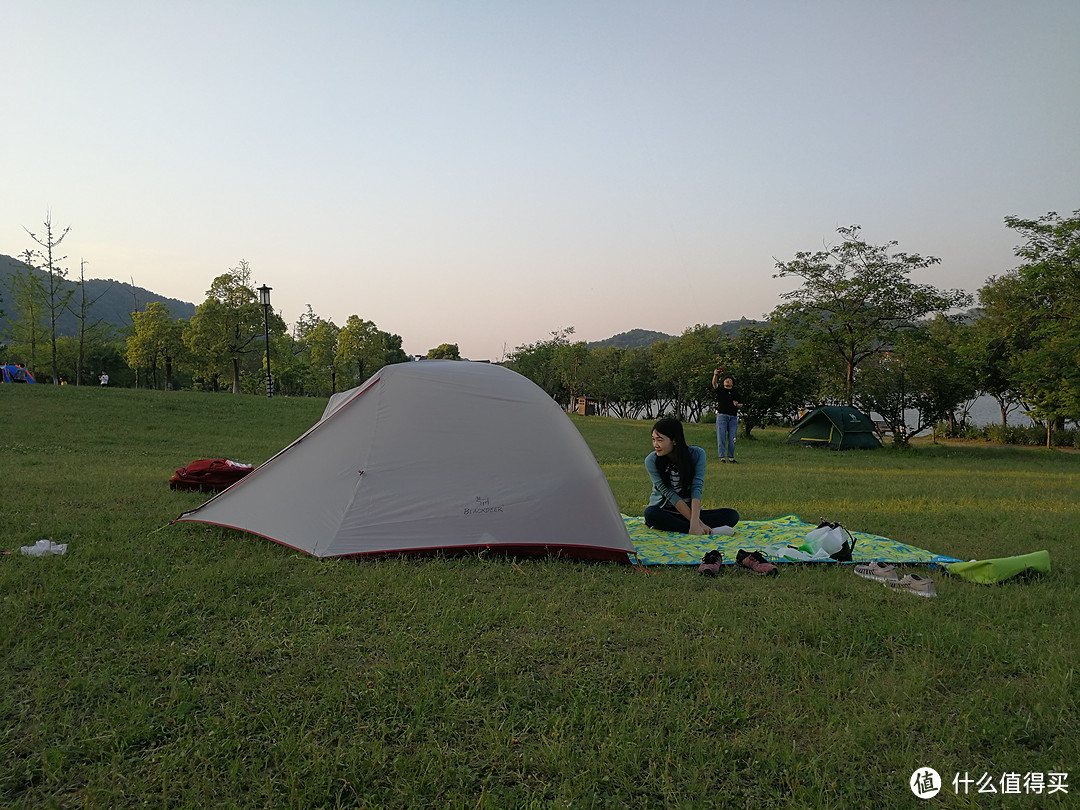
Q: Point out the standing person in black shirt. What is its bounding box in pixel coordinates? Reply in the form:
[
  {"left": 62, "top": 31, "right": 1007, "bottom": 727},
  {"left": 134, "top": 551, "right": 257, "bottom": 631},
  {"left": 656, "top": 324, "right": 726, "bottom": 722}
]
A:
[{"left": 711, "top": 367, "right": 743, "bottom": 463}]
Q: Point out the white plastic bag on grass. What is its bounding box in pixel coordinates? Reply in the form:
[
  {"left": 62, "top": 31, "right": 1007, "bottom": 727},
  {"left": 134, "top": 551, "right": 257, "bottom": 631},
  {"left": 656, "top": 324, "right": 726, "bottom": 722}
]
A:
[{"left": 20, "top": 539, "right": 67, "bottom": 556}]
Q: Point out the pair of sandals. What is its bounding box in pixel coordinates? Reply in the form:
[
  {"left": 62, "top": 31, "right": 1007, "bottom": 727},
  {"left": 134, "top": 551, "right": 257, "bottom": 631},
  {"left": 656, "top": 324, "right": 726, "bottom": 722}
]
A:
[{"left": 698, "top": 549, "right": 779, "bottom": 577}]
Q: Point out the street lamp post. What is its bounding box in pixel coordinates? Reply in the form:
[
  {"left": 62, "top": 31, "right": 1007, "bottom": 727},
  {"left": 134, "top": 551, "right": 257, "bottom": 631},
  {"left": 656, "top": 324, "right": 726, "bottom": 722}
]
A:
[{"left": 258, "top": 284, "right": 273, "bottom": 398}]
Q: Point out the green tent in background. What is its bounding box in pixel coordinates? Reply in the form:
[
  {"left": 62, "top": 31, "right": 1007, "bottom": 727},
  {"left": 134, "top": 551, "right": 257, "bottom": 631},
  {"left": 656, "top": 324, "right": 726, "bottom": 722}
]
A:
[{"left": 787, "top": 405, "right": 882, "bottom": 450}]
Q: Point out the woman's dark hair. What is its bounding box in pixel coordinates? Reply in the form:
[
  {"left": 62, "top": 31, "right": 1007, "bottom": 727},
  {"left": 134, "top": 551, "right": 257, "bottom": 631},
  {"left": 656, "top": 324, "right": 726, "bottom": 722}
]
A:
[{"left": 652, "top": 418, "right": 693, "bottom": 496}]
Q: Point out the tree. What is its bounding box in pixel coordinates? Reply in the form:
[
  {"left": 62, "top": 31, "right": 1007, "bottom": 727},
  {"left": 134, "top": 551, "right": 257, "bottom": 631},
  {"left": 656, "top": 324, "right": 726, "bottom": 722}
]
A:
[
  {"left": 613, "top": 346, "right": 659, "bottom": 419},
  {"left": 127, "top": 302, "right": 187, "bottom": 389},
  {"left": 504, "top": 327, "right": 576, "bottom": 402},
  {"left": 336, "top": 316, "right": 408, "bottom": 386},
  {"left": 579, "top": 345, "right": 657, "bottom": 419},
  {"left": 974, "top": 211, "right": 1080, "bottom": 445},
  {"left": 654, "top": 325, "right": 723, "bottom": 421},
  {"left": 294, "top": 306, "right": 342, "bottom": 396},
  {"left": 182, "top": 261, "right": 272, "bottom": 393},
  {"left": 4, "top": 252, "right": 48, "bottom": 373},
  {"left": 1003, "top": 210, "right": 1080, "bottom": 442},
  {"left": 426, "top": 343, "right": 461, "bottom": 360},
  {"left": 23, "top": 212, "right": 75, "bottom": 385},
  {"left": 772, "top": 225, "right": 971, "bottom": 406},
  {"left": 958, "top": 305, "right": 1025, "bottom": 428},
  {"left": 579, "top": 346, "right": 627, "bottom": 417},
  {"left": 556, "top": 341, "right": 598, "bottom": 409},
  {"left": 337, "top": 316, "right": 382, "bottom": 386},
  {"left": 72, "top": 260, "right": 115, "bottom": 386},
  {"left": 918, "top": 314, "right": 981, "bottom": 435},
  {"left": 381, "top": 332, "right": 410, "bottom": 367},
  {"left": 856, "top": 318, "right": 978, "bottom": 444},
  {"left": 717, "top": 324, "right": 812, "bottom": 436}
]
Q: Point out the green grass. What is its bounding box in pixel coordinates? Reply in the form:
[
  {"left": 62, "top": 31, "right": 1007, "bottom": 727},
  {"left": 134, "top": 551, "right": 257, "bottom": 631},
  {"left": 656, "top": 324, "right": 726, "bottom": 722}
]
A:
[{"left": 2, "top": 386, "right": 1077, "bottom": 808}]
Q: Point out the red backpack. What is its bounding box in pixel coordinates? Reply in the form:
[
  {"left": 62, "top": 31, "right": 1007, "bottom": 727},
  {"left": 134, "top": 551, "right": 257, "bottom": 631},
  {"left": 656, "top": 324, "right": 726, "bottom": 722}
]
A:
[{"left": 169, "top": 459, "right": 254, "bottom": 493}]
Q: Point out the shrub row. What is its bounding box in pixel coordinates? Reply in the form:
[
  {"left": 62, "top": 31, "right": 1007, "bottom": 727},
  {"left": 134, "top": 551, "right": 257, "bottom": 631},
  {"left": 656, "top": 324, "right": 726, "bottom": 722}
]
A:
[{"left": 939, "top": 422, "right": 1080, "bottom": 448}]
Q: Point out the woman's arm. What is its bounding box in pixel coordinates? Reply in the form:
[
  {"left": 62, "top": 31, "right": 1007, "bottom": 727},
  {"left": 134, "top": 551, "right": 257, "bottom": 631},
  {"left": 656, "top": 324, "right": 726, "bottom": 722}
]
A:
[
  {"left": 686, "top": 448, "right": 710, "bottom": 534},
  {"left": 688, "top": 447, "right": 707, "bottom": 502},
  {"left": 644, "top": 452, "right": 682, "bottom": 508},
  {"left": 670, "top": 496, "right": 710, "bottom": 535}
]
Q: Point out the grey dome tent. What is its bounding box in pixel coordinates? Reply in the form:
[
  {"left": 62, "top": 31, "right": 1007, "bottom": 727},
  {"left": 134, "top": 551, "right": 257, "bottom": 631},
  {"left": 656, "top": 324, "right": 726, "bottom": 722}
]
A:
[
  {"left": 174, "top": 360, "right": 635, "bottom": 561},
  {"left": 787, "top": 405, "right": 882, "bottom": 450}
]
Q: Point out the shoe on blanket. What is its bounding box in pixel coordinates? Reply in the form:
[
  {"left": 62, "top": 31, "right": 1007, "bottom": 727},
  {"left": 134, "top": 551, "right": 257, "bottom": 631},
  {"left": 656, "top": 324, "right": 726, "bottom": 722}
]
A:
[
  {"left": 710, "top": 525, "right": 735, "bottom": 536},
  {"left": 888, "top": 574, "right": 938, "bottom": 598},
  {"left": 853, "top": 561, "right": 899, "bottom": 583},
  {"left": 699, "top": 549, "right": 723, "bottom": 577},
  {"left": 736, "top": 549, "right": 778, "bottom": 577}
]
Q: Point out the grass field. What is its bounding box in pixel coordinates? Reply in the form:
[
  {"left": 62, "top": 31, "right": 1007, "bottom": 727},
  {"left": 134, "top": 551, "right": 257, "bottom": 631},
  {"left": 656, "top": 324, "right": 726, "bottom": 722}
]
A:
[{"left": 2, "top": 384, "right": 1077, "bottom": 808}]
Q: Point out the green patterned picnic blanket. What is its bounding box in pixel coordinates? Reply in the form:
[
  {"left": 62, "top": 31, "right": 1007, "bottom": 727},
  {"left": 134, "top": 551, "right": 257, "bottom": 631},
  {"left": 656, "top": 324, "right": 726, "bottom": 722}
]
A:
[{"left": 624, "top": 514, "right": 960, "bottom": 567}]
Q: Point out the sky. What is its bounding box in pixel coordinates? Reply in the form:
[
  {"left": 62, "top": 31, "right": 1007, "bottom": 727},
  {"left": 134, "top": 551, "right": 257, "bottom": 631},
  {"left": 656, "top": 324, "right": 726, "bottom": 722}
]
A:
[{"left": 3, "top": 1, "right": 1078, "bottom": 360}]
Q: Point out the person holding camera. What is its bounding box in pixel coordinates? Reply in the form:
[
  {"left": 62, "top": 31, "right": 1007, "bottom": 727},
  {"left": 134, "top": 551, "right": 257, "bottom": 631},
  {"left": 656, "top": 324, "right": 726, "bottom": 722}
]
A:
[{"left": 711, "top": 367, "right": 743, "bottom": 463}]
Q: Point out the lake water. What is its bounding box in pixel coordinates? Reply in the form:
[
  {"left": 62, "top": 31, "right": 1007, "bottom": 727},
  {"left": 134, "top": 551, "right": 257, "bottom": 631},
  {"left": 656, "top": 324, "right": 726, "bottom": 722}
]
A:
[{"left": 877, "top": 394, "right": 1032, "bottom": 433}]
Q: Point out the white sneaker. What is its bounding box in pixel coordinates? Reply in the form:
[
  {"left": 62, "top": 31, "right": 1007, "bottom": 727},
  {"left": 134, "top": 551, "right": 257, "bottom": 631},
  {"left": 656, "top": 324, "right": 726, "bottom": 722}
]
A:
[
  {"left": 853, "top": 561, "right": 899, "bottom": 582},
  {"left": 710, "top": 525, "right": 735, "bottom": 536},
  {"left": 888, "top": 574, "right": 938, "bottom": 598}
]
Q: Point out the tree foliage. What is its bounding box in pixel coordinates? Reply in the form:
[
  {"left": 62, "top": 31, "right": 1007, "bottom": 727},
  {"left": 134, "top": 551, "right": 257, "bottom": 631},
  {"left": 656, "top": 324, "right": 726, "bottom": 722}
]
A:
[
  {"left": 293, "top": 306, "right": 343, "bottom": 396},
  {"left": 856, "top": 317, "right": 978, "bottom": 444},
  {"left": 504, "top": 327, "right": 576, "bottom": 402},
  {"left": 979, "top": 210, "right": 1080, "bottom": 444},
  {"left": 426, "top": 343, "right": 461, "bottom": 360},
  {"left": 772, "top": 225, "right": 971, "bottom": 406},
  {"left": 183, "top": 261, "right": 275, "bottom": 393},
  {"left": 127, "top": 302, "right": 186, "bottom": 390},
  {"left": 10, "top": 210, "right": 1077, "bottom": 449},
  {"left": 4, "top": 252, "right": 49, "bottom": 371},
  {"left": 335, "top": 316, "right": 409, "bottom": 387},
  {"left": 717, "top": 325, "right": 813, "bottom": 437}
]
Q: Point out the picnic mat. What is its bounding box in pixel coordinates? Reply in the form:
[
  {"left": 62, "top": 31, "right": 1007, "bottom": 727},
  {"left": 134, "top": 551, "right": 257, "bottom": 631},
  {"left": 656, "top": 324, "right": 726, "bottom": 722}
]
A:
[{"left": 623, "top": 514, "right": 961, "bottom": 567}]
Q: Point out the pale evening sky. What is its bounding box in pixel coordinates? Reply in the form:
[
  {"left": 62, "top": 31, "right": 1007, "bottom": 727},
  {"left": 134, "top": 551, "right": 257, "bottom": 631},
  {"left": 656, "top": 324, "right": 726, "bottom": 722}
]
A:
[{"left": 3, "top": 1, "right": 1078, "bottom": 360}]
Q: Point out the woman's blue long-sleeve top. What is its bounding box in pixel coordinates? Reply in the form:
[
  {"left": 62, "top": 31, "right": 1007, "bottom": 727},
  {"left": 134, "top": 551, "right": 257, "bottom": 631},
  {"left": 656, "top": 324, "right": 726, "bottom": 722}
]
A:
[{"left": 645, "top": 445, "right": 707, "bottom": 509}]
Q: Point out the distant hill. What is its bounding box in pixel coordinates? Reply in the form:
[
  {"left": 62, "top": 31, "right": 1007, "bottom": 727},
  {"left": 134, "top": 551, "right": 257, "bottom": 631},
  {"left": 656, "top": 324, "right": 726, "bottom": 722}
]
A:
[
  {"left": 0, "top": 253, "right": 196, "bottom": 338},
  {"left": 588, "top": 319, "right": 767, "bottom": 349},
  {"left": 587, "top": 329, "right": 674, "bottom": 349}
]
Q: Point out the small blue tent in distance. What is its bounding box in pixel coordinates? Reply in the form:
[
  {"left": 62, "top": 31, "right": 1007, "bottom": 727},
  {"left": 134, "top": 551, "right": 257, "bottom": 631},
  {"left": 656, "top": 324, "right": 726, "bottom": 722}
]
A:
[{"left": 1, "top": 365, "right": 36, "bottom": 383}]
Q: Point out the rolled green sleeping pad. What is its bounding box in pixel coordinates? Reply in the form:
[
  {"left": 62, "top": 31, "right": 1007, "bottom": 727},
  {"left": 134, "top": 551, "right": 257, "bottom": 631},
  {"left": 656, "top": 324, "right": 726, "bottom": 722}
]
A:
[{"left": 944, "top": 550, "right": 1051, "bottom": 584}]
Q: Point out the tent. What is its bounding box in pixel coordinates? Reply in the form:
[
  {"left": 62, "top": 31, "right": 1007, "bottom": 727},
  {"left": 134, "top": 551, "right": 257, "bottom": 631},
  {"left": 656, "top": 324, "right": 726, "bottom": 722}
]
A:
[
  {"left": 174, "top": 360, "right": 636, "bottom": 561},
  {"left": 787, "top": 405, "right": 881, "bottom": 450},
  {"left": 1, "top": 365, "right": 35, "bottom": 383}
]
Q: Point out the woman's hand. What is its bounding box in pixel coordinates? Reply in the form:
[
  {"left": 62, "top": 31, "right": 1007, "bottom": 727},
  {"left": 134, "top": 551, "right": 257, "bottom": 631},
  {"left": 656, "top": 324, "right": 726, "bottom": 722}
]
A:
[{"left": 689, "top": 518, "right": 711, "bottom": 536}]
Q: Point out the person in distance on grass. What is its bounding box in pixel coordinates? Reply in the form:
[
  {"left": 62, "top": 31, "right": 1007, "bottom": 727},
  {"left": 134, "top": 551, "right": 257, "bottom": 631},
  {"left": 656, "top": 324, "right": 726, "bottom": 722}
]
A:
[
  {"left": 644, "top": 417, "right": 739, "bottom": 536},
  {"left": 711, "top": 367, "right": 743, "bottom": 462}
]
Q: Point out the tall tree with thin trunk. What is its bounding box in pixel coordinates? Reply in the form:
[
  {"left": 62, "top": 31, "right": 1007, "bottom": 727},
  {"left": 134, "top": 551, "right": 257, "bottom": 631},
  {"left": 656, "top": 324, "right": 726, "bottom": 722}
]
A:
[
  {"left": 23, "top": 211, "right": 74, "bottom": 385},
  {"left": 72, "top": 259, "right": 115, "bottom": 386}
]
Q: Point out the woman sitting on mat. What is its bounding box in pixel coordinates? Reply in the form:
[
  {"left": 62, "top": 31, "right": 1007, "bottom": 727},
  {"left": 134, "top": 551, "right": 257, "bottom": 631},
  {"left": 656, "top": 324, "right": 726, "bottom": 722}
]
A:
[{"left": 644, "top": 417, "right": 739, "bottom": 536}]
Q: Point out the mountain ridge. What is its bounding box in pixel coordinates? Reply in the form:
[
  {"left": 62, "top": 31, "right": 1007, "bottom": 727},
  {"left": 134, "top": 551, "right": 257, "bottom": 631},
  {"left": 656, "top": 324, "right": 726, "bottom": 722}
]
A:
[
  {"left": 1, "top": 251, "right": 766, "bottom": 350},
  {"left": 585, "top": 318, "right": 766, "bottom": 349},
  {"left": 0, "top": 252, "right": 196, "bottom": 338}
]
